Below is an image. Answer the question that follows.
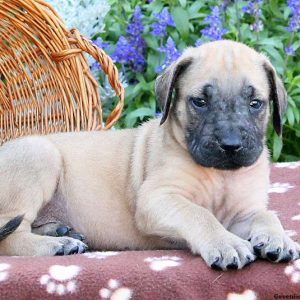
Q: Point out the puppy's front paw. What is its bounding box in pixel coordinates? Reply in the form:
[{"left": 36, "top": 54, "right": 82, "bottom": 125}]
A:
[
  {"left": 199, "top": 233, "right": 256, "bottom": 271},
  {"left": 54, "top": 237, "right": 88, "bottom": 256},
  {"left": 249, "top": 231, "right": 300, "bottom": 262},
  {"left": 33, "top": 236, "right": 88, "bottom": 256}
]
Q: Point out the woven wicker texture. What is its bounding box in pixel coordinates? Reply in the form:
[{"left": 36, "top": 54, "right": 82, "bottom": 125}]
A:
[{"left": 0, "top": 0, "right": 124, "bottom": 144}]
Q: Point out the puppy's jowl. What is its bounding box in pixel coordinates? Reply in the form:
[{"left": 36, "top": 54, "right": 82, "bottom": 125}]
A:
[{"left": 0, "top": 40, "right": 298, "bottom": 270}]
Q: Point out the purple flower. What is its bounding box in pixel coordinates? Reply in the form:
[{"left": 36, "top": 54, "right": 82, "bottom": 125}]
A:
[
  {"left": 126, "top": 6, "right": 144, "bottom": 36},
  {"left": 287, "top": 0, "right": 300, "bottom": 32},
  {"left": 151, "top": 7, "right": 175, "bottom": 37},
  {"left": 242, "top": 0, "right": 264, "bottom": 32},
  {"left": 221, "top": 0, "right": 232, "bottom": 11},
  {"left": 156, "top": 37, "right": 181, "bottom": 73},
  {"left": 285, "top": 45, "right": 295, "bottom": 55},
  {"left": 93, "top": 37, "right": 110, "bottom": 49},
  {"left": 201, "top": 6, "right": 227, "bottom": 41},
  {"left": 112, "top": 6, "right": 146, "bottom": 72},
  {"left": 242, "top": 0, "right": 263, "bottom": 15},
  {"left": 250, "top": 20, "right": 263, "bottom": 32},
  {"left": 195, "top": 39, "right": 203, "bottom": 47}
]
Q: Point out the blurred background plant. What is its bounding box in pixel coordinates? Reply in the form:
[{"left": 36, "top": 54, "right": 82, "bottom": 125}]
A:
[{"left": 49, "top": 0, "right": 300, "bottom": 162}]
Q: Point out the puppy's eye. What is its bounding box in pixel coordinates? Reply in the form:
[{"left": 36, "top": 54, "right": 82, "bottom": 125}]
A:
[
  {"left": 250, "top": 99, "right": 263, "bottom": 110},
  {"left": 190, "top": 97, "right": 207, "bottom": 109}
]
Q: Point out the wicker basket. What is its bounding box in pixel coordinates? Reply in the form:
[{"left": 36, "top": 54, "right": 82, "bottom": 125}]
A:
[{"left": 0, "top": 0, "right": 124, "bottom": 144}]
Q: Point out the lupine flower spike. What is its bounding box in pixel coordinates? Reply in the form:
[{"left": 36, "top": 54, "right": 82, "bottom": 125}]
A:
[{"left": 112, "top": 6, "right": 146, "bottom": 72}]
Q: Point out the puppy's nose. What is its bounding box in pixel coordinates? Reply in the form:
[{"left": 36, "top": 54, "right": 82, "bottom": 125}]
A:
[{"left": 219, "top": 135, "right": 242, "bottom": 152}]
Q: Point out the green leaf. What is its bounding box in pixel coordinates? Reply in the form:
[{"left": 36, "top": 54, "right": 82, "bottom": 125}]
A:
[
  {"left": 146, "top": 53, "right": 160, "bottom": 77},
  {"left": 179, "top": 0, "right": 187, "bottom": 8},
  {"left": 294, "top": 108, "right": 300, "bottom": 123},
  {"left": 257, "top": 38, "right": 283, "bottom": 49},
  {"left": 273, "top": 134, "right": 283, "bottom": 161},
  {"left": 171, "top": 7, "right": 190, "bottom": 40},
  {"left": 287, "top": 106, "right": 295, "bottom": 126},
  {"left": 260, "top": 46, "right": 285, "bottom": 74},
  {"left": 187, "top": 1, "right": 204, "bottom": 19},
  {"left": 269, "top": 0, "right": 283, "bottom": 18},
  {"left": 283, "top": 6, "right": 291, "bottom": 20},
  {"left": 147, "top": 0, "right": 164, "bottom": 13},
  {"left": 288, "top": 96, "right": 296, "bottom": 109},
  {"left": 124, "top": 107, "right": 155, "bottom": 127},
  {"left": 126, "top": 107, "right": 154, "bottom": 120},
  {"left": 290, "top": 88, "right": 300, "bottom": 97},
  {"left": 144, "top": 35, "right": 159, "bottom": 51},
  {"left": 290, "top": 75, "right": 300, "bottom": 89}
]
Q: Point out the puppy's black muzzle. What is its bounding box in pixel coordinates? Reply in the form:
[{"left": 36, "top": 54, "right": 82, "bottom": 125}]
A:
[{"left": 218, "top": 130, "right": 243, "bottom": 153}]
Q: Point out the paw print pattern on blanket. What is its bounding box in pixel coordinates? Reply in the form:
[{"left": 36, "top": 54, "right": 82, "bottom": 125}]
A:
[
  {"left": 268, "top": 182, "right": 294, "bottom": 194},
  {"left": 99, "top": 279, "right": 132, "bottom": 300},
  {"left": 84, "top": 251, "right": 119, "bottom": 260},
  {"left": 0, "top": 263, "right": 10, "bottom": 282},
  {"left": 285, "top": 260, "right": 300, "bottom": 283},
  {"left": 275, "top": 162, "right": 300, "bottom": 169},
  {"left": 227, "top": 290, "right": 257, "bottom": 300},
  {"left": 144, "top": 256, "right": 182, "bottom": 271},
  {"left": 292, "top": 215, "right": 300, "bottom": 221},
  {"left": 40, "top": 265, "right": 80, "bottom": 295}
]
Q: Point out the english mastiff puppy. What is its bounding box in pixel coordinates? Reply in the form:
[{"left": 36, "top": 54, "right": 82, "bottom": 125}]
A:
[{"left": 0, "top": 40, "right": 298, "bottom": 270}]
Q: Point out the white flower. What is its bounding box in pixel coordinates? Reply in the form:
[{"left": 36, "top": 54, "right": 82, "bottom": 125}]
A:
[{"left": 47, "top": 0, "right": 110, "bottom": 38}]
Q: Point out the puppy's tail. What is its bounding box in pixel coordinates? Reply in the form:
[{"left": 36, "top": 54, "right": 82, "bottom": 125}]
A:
[{"left": 0, "top": 215, "right": 24, "bottom": 241}]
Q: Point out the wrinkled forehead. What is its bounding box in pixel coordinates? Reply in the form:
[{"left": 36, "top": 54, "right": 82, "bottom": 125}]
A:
[{"left": 178, "top": 44, "right": 269, "bottom": 98}]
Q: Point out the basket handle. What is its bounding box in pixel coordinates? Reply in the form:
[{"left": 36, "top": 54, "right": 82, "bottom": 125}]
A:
[{"left": 51, "top": 29, "right": 124, "bottom": 129}]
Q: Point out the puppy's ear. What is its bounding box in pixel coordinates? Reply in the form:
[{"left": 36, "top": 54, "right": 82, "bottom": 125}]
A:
[
  {"left": 155, "top": 57, "right": 192, "bottom": 125},
  {"left": 262, "top": 60, "right": 287, "bottom": 136}
]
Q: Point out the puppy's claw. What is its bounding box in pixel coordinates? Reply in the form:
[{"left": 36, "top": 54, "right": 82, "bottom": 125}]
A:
[
  {"left": 266, "top": 247, "right": 281, "bottom": 262},
  {"left": 280, "top": 249, "right": 295, "bottom": 262},
  {"left": 226, "top": 257, "right": 238, "bottom": 270},
  {"left": 280, "top": 255, "right": 293, "bottom": 263},
  {"left": 68, "top": 246, "right": 79, "bottom": 255},
  {"left": 55, "top": 248, "right": 65, "bottom": 256},
  {"left": 211, "top": 263, "right": 222, "bottom": 271},
  {"left": 211, "top": 257, "right": 222, "bottom": 270},
  {"left": 82, "top": 244, "right": 88, "bottom": 253},
  {"left": 253, "top": 242, "right": 264, "bottom": 256}
]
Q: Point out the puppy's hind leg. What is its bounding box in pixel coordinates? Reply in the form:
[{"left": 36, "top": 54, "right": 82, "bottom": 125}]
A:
[
  {"left": 0, "top": 218, "right": 87, "bottom": 256},
  {"left": 33, "top": 223, "right": 86, "bottom": 242},
  {"left": 0, "top": 136, "right": 87, "bottom": 256}
]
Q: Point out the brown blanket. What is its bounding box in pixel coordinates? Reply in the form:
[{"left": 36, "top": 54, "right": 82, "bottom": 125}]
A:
[{"left": 0, "top": 163, "right": 299, "bottom": 300}]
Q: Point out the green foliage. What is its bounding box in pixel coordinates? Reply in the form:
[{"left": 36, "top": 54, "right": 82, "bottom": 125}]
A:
[{"left": 99, "top": 0, "right": 300, "bottom": 161}]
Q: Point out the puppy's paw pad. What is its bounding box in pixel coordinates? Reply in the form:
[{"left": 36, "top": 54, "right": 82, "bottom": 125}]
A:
[
  {"left": 40, "top": 265, "right": 80, "bottom": 295},
  {"left": 99, "top": 279, "right": 132, "bottom": 300},
  {"left": 144, "top": 256, "right": 182, "bottom": 271}
]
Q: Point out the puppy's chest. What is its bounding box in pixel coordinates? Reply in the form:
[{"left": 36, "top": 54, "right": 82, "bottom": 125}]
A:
[{"left": 192, "top": 175, "right": 245, "bottom": 227}]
